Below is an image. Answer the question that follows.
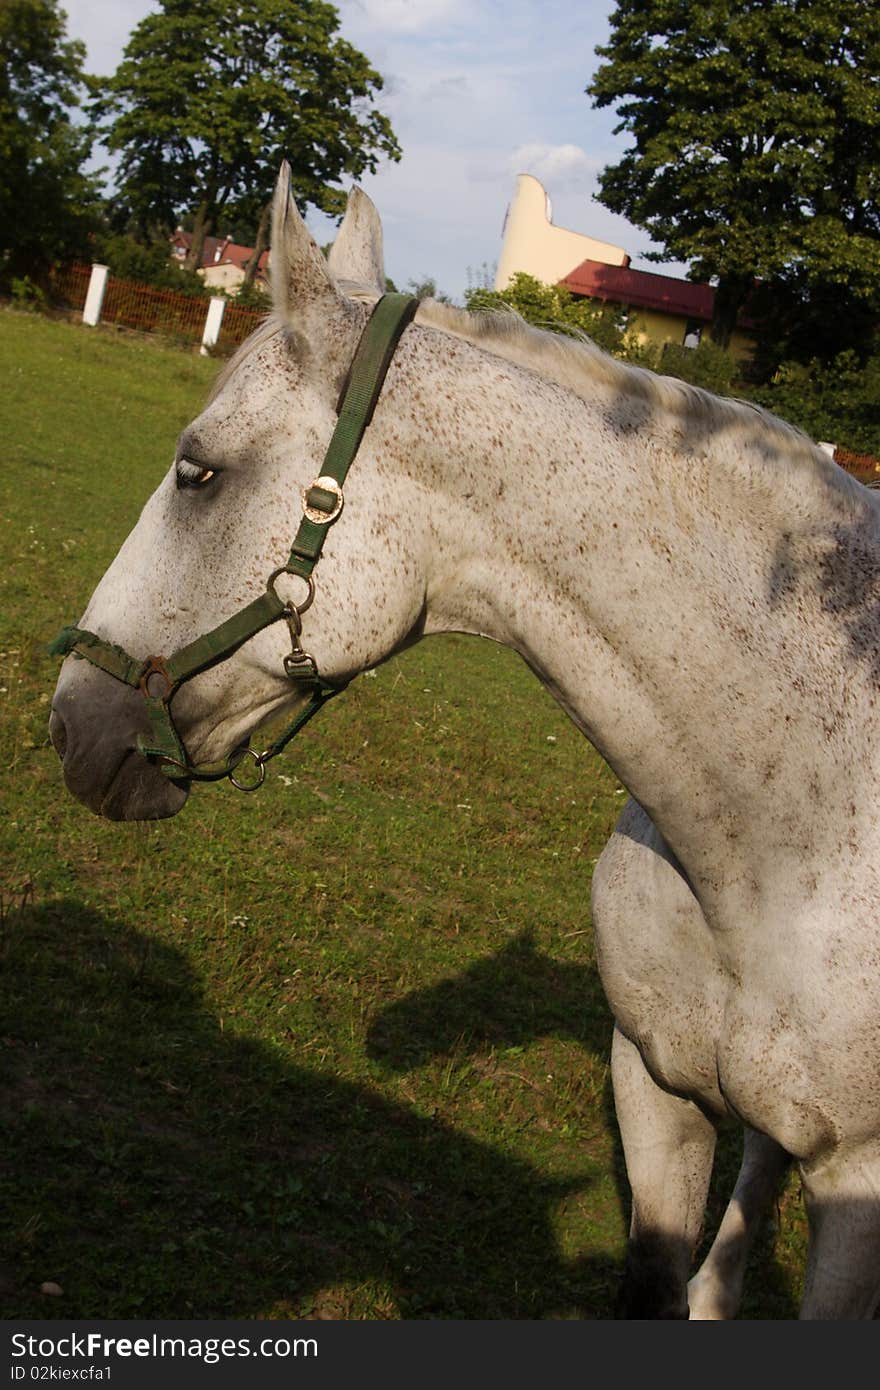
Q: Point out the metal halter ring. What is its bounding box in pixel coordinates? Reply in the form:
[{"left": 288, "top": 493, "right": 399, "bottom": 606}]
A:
[
  {"left": 266, "top": 568, "right": 316, "bottom": 615},
  {"left": 138, "top": 656, "right": 175, "bottom": 701},
  {"left": 228, "top": 747, "right": 266, "bottom": 792}
]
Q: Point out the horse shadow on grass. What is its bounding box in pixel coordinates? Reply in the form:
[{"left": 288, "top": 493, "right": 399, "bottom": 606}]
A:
[
  {"left": 366, "top": 929, "right": 612, "bottom": 1068},
  {"left": 0, "top": 900, "right": 621, "bottom": 1320},
  {"left": 366, "top": 928, "right": 802, "bottom": 1320}
]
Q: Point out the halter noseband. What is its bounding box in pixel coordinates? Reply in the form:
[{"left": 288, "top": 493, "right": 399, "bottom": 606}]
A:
[{"left": 49, "top": 293, "right": 419, "bottom": 792}]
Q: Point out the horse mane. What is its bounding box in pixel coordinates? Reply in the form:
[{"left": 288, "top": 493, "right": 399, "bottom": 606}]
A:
[
  {"left": 208, "top": 286, "right": 862, "bottom": 508},
  {"left": 417, "top": 298, "right": 818, "bottom": 460}
]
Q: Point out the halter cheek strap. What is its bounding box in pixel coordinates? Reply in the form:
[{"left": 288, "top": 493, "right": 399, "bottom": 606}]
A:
[{"left": 49, "top": 292, "right": 419, "bottom": 791}]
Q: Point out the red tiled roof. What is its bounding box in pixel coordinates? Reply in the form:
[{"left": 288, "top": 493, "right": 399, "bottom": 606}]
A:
[
  {"left": 169, "top": 230, "right": 268, "bottom": 273},
  {"left": 561, "top": 259, "right": 716, "bottom": 321},
  {"left": 171, "top": 231, "right": 227, "bottom": 266},
  {"left": 212, "top": 241, "right": 270, "bottom": 272}
]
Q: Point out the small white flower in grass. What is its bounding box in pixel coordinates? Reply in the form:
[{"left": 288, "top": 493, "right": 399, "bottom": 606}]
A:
[
  {"left": 456, "top": 803, "right": 471, "bottom": 811},
  {"left": 546, "top": 735, "right": 556, "bottom": 743},
  {"left": 615, "top": 787, "right": 626, "bottom": 795},
  {"left": 364, "top": 669, "right": 377, "bottom": 679},
  {"left": 277, "top": 774, "right": 293, "bottom": 787}
]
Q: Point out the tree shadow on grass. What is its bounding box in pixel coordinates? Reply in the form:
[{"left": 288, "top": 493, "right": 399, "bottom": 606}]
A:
[
  {"left": 366, "top": 929, "right": 802, "bottom": 1319},
  {"left": 0, "top": 900, "right": 621, "bottom": 1320}
]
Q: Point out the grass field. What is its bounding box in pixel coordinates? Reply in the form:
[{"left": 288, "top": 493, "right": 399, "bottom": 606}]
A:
[{"left": 0, "top": 308, "right": 807, "bottom": 1318}]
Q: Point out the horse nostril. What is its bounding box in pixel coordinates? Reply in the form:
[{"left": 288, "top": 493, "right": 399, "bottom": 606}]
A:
[{"left": 48, "top": 707, "right": 68, "bottom": 761}]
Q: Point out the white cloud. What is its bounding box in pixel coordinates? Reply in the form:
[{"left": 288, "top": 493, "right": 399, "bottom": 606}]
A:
[
  {"left": 348, "top": 0, "right": 468, "bottom": 33},
  {"left": 61, "top": 0, "right": 691, "bottom": 300},
  {"left": 507, "top": 142, "right": 601, "bottom": 190}
]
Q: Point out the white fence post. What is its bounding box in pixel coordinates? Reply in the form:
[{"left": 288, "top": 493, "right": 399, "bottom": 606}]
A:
[
  {"left": 82, "top": 264, "right": 109, "bottom": 327},
  {"left": 201, "top": 297, "right": 226, "bottom": 355}
]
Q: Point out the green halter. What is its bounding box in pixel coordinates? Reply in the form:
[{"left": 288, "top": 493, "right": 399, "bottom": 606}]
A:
[{"left": 49, "top": 292, "right": 419, "bottom": 792}]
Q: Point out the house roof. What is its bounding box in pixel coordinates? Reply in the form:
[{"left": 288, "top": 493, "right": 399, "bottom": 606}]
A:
[
  {"left": 212, "top": 241, "right": 270, "bottom": 272},
  {"left": 170, "top": 229, "right": 269, "bottom": 273},
  {"left": 560, "top": 259, "right": 716, "bottom": 322}
]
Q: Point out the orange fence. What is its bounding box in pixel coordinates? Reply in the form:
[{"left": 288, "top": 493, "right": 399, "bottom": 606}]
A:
[
  {"left": 219, "top": 300, "right": 266, "bottom": 347},
  {"left": 101, "top": 277, "right": 209, "bottom": 340},
  {"left": 49, "top": 264, "right": 266, "bottom": 352},
  {"left": 50, "top": 263, "right": 92, "bottom": 311},
  {"left": 833, "top": 446, "right": 880, "bottom": 485}
]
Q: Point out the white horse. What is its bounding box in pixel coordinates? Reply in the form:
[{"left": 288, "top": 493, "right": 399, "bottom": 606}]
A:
[{"left": 50, "top": 167, "right": 880, "bottom": 1318}]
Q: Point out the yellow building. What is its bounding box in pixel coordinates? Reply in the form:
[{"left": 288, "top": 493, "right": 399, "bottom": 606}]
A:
[{"left": 497, "top": 174, "right": 753, "bottom": 357}]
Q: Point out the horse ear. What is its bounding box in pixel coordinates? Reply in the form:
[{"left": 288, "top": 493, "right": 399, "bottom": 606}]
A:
[
  {"left": 327, "top": 186, "right": 386, "bottom": 296},
  {"left": 271, "top": 161, "right": 343, "bottom": 326}
]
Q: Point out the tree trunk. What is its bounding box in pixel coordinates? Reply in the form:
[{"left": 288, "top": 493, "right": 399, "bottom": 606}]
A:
[
  {"left": 184, "top": 197, "right": 214, "bottom": 273},
  {"left": 242, "top": 201, "right": 271, "bottom": 289},
  {"left": 710, "top": 273, "right": 752, "bottom": 348}
]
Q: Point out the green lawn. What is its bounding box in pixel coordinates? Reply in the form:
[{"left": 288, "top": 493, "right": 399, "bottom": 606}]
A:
[{"left": 0, "top": 308, "right": 806, "bottom": 1318}]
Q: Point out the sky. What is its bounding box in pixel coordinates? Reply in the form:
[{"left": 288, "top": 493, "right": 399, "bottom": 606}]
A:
[{"left": 61, "top": 0, "right": 690, "bottom": 302}]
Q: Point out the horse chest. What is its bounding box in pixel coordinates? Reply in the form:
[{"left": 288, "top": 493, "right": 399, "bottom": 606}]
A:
[{"left": 591, "top": 800, "right": 729, "bottom": 1110}]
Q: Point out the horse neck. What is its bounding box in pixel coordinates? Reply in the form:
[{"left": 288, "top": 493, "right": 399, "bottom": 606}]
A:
[{"left": 394, "top": 324, "right": 879, "bottom": 912}]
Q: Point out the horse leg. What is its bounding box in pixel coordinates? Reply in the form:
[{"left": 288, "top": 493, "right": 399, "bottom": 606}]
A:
[
  {"left": 612, "top": 1024, "right": 717, "bottom": 1318},
  {"left": 798, "top": 1145, "right": 880, "bottom": 1318},
  {"left": 687, "top": 1128, "right": 791, "bottom": 1319}
]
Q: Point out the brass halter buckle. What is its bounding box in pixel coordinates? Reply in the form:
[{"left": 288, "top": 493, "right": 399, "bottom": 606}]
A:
[{"left": 302, "top": 476, "right": 344, "bottom": 525}]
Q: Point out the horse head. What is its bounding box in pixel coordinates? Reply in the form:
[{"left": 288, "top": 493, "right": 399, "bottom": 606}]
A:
[{"left": 50, "top": 166, "right": 430, "bottom": 820}]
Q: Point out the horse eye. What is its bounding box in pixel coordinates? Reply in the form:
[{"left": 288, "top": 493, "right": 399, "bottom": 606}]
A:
[{"left": 176, "top": 458, "right": 216, "bottom": 490}]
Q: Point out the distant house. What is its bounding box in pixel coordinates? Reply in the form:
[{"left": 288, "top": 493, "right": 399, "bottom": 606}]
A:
[
  {"left": 170, "top": 229, "right": 270, "bottom": 294},
  {"left": 497, "top": 175, "right": 754, "bottom": 358}
]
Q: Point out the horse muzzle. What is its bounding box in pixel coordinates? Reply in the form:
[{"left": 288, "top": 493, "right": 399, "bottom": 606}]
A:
[{"left": 50, "top": 660, "right": 189, "bottom": 821}]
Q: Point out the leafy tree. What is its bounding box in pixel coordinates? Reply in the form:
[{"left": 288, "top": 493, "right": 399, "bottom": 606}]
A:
[
  {"left": 407, "top": 276, "right": 452, "bottom": 304},
  {"left": 588, "top": 2, "right": 880, "bottom": 347},
  {"left": 92, "top": 0, "right": 401, "bottom": 276},
  {"left": 0, "top": 0, "right": 100, "bottom": 285},
  {"left": 465, "top": 272, "right": 629, "bottom": 357},
  {"left": 744, "top": 270, "right": 880, "bottom": 378}
]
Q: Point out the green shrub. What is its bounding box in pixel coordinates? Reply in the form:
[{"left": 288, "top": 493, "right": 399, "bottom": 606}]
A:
[
  {"left": 10, "top": 275, "right": 47, "bottom": 311},
  {"left": 233, "top": 279, "right": 271, "bottom": 310},
  {"left": 749, "top": 348, "right": 880, "bottom": 455},
  {"left": 93, "top": 232, "right": 209, "bottom": 297},
  {"left": 465, "top": 272, "right": 629, "bottom": 357},
  {"left": 659, "top": 340, "right": 737, "bottom": 395}
]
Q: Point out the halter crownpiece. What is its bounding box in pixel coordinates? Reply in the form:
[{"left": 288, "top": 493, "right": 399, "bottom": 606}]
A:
[{"left": 49, "top": 292, "right": 420, "bottom": 792}]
